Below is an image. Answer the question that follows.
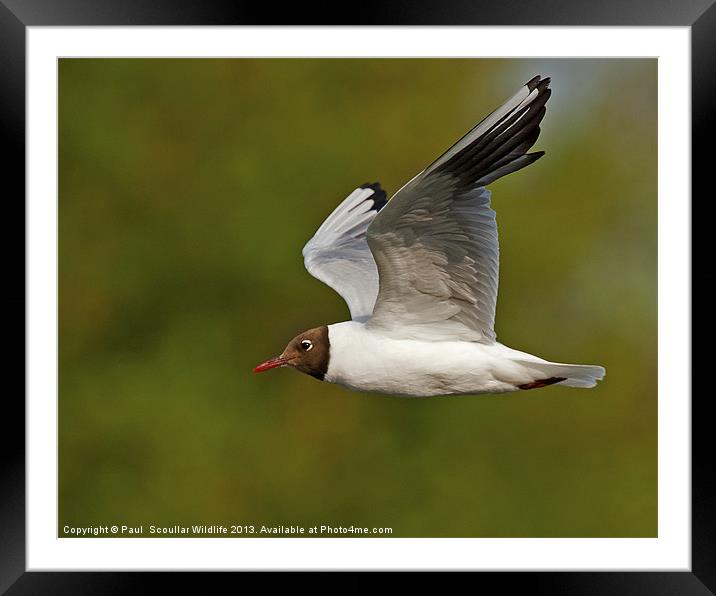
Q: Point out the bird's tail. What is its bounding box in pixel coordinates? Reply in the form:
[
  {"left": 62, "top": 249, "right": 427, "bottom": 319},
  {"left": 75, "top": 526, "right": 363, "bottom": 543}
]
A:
[{"left": 516, "top": 360, "right": 606, "bottom": 389}]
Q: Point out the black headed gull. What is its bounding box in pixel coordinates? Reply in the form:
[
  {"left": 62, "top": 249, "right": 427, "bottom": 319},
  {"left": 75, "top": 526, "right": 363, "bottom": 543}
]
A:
[{"left": 254, "top": 76, "right": 605, "bottom": 396}]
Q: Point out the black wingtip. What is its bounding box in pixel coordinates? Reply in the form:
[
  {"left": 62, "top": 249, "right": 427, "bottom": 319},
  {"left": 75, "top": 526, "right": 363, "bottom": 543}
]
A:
[
  {"left": 360, "top": 182, "right": 388, "bottom": 212},
  {"left": 525, "top": 75, "right": 541, "bottom": 91},
  {"left": 526, "top": 75, "right": 551, "bottom": 92}
]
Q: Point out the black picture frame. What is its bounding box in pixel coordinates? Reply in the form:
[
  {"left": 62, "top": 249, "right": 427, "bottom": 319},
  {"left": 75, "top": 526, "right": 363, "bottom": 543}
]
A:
[{"left": 5, "top": 0, "right": 709, "bottom": 592}]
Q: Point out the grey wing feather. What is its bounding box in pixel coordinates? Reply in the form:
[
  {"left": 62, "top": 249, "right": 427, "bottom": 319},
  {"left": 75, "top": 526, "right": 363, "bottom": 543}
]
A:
[
  {"left": 366, "top": 75, "right": 551, "bottom": 342},
  {"left": 367, "top": 179, "right": 499, "bottom": 341},
  {"left": 303, "top": 184, "right": 387, "bottom": 321}
]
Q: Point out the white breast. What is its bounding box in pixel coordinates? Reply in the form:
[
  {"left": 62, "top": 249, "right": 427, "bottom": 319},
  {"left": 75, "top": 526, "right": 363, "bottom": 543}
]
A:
[{"left": 325, "top": 321, "right": 539, "bottom": 397}]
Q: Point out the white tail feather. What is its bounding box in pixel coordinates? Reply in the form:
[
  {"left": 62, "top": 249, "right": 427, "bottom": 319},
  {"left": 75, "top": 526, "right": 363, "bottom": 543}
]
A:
[{"left": 517, "top": 360, "right": 606, "bottom": 389}]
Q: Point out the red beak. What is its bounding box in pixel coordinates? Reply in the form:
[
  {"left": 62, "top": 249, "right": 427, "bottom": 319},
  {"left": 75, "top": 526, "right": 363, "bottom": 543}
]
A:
[{"left": 253, "top": 356, "right": 288, "bottom": 373}]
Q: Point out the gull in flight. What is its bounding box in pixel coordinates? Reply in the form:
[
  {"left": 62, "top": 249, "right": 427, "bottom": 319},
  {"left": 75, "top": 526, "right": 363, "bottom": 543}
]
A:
[{"left": 254, "top": 75, "right": 605, "bottom": 397}]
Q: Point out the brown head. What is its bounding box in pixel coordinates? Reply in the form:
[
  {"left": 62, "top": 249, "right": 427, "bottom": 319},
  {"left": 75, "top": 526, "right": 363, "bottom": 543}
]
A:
[{"left": 253, "top": 326, "right": 330, "bottom": 380}]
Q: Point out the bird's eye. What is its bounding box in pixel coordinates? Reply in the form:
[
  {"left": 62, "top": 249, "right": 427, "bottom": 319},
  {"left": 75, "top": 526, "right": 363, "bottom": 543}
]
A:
[{"left": 300, "top": 340, "right": 313, "bottom": 351}]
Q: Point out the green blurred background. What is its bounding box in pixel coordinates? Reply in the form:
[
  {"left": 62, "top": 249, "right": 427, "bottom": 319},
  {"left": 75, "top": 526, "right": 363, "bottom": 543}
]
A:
[{"left": 59, "top": 58, "right": 656, "bottom": 537}]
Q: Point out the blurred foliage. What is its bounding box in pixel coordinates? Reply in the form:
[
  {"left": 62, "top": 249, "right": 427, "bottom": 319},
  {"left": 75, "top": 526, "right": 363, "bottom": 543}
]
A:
[{"left": 59, "top": 59, "right": 656, "bottom": 537}]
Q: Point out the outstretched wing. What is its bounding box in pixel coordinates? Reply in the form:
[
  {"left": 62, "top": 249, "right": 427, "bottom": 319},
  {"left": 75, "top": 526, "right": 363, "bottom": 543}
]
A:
[
  {"left": 302, "top": 183, "right": 388, "bottom": 322},
  {"left": 366, "top": 76, "right": 552, "bottom": 342}
]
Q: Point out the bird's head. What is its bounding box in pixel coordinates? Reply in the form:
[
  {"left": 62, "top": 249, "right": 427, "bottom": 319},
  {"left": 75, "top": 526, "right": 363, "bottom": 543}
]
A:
[{"left": 253, "top": 325, "right": 329, "bottom": 380}]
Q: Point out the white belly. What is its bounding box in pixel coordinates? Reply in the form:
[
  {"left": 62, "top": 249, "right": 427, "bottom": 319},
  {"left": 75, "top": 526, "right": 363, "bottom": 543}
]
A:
[{"left": 325, "top": 321, "right": 545, "bottom": 397}]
